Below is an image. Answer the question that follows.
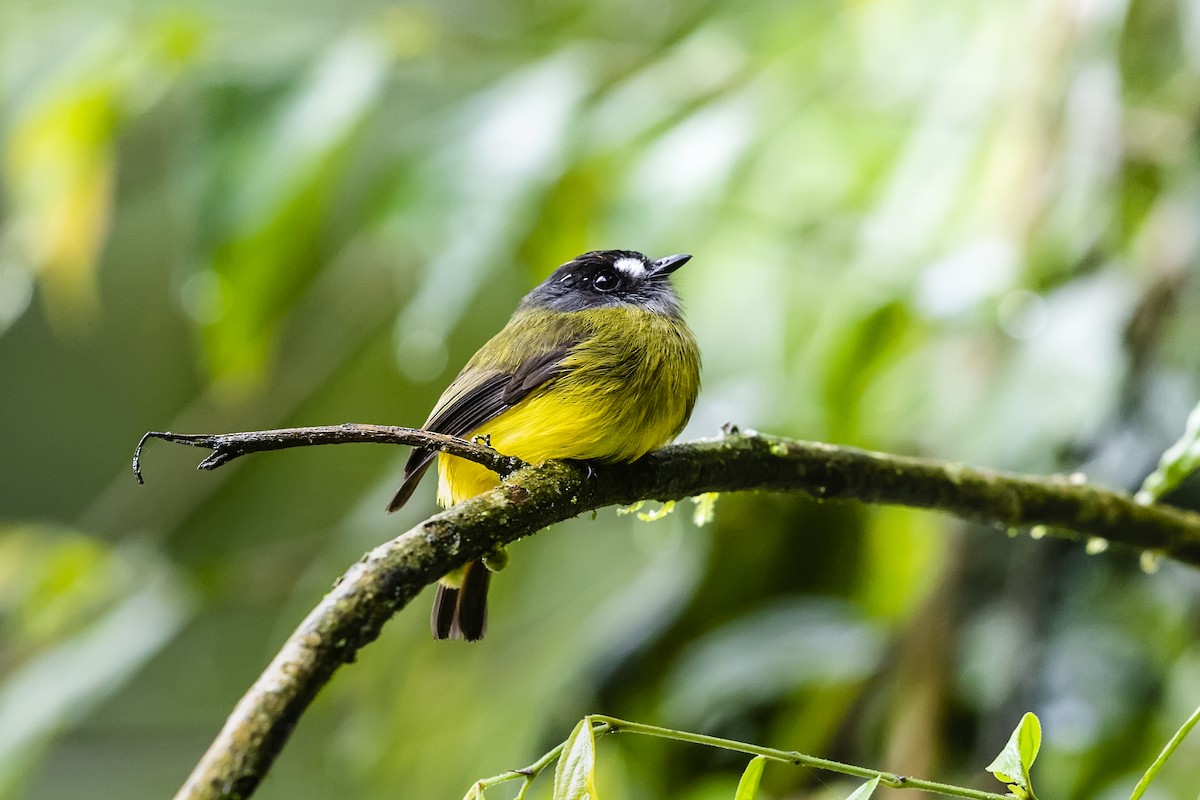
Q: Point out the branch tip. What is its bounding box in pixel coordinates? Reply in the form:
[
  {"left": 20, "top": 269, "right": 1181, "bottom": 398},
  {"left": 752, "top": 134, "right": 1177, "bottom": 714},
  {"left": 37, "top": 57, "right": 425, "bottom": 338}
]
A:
[{"left": 132, "top": 430, "right": 169, "bottom": 485}]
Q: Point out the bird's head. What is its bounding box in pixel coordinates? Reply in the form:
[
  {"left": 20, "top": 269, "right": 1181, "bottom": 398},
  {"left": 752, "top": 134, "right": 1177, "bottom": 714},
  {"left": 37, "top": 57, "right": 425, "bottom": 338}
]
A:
[{"left": 521, "top": 250, "right": 691, "bottom": 317}]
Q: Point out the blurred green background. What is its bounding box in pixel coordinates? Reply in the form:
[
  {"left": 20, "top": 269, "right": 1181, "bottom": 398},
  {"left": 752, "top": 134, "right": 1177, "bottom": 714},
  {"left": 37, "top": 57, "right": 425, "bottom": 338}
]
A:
[{"left": 3, "top": 1, "right": 1200, "bottom": 798}]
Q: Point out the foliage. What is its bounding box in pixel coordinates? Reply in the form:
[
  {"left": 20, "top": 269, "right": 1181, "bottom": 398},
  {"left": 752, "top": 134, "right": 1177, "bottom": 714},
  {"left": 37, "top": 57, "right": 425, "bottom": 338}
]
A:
[
  {"left": 732, "top": 755, "right": 768, "bottom": 800},
  {"left": 553, "top": 718, "right": 598, "bottom": 800},
  {"left": 986, "top": 713, "right": 1041, "bottom": 800},
  {"left": 1138, "top": 400, "right": 1200, "bottom": 504},
  {"left": 473, "top": 715, "right": 1001, "bottom": 800},
  {"left": 2, "top": 1, "right": 1200, "bottom": 799}
]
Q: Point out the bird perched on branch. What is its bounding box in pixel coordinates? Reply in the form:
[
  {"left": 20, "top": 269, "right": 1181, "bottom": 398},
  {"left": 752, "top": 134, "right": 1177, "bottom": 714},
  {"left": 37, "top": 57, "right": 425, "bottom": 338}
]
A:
[{"left": 388, "top": 249, "right": 701, "bottom": 641}]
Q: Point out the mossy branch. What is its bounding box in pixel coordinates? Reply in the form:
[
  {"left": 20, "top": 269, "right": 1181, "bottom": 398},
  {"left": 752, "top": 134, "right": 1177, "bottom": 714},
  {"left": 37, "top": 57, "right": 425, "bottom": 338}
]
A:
[{"left": 134, "top": 425, "right": 1200, "bottom": 800}]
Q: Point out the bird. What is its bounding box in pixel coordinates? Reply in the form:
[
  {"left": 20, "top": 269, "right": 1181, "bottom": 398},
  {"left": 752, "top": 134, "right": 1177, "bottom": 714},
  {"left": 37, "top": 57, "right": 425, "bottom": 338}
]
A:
[{"left": 388, "top": 249, "right": 701, "bottom": 641}]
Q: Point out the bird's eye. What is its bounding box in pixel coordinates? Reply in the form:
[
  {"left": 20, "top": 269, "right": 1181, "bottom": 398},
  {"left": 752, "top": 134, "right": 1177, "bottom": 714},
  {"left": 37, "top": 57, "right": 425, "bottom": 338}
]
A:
[{"left": 592, "top": 269, "right": 619, "bottom": 293}]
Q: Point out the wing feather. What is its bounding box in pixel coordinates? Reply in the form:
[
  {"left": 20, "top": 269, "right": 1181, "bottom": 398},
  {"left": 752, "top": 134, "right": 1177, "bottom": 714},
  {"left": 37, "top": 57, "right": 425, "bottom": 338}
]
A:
[{"left": 386, "top": 341, "right": 575, "bottom": 511}]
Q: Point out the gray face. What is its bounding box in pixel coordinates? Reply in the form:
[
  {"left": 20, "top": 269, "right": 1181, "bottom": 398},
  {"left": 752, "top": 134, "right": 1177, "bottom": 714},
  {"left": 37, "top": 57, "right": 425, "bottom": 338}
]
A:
[{"left": 520, "top": 250, "right": 690, "bottom": 317}]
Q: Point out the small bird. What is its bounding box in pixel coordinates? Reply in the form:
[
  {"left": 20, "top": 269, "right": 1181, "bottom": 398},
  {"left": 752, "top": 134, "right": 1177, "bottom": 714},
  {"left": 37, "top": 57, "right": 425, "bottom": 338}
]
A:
[{"left": 388, "top": 250, "right": 701, "bottom": 641}]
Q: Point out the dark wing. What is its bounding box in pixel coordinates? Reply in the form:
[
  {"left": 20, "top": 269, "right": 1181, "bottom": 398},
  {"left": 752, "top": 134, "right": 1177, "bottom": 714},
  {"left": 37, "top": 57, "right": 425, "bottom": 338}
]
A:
[
  {"left": 386, "top": 343, "right": 574, "bottom": 512},
  {"left": 502, "top": 345, "right": 572, "bottom": 404}
]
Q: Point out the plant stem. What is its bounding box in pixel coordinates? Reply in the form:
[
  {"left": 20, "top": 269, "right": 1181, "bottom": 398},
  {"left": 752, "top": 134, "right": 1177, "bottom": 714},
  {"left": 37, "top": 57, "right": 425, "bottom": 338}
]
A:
[
  {"left": 592, "top": 716, "right": 1011, "bottom": 800},
  {"left": 1128, "top": 701, "right": 1200, "bottom": 800},
  {"left": 472, "top": 731, "right": 582, "bottom": 797},
  {"left": 469, "top": 715, "right": 1012, "bottom": 800}
]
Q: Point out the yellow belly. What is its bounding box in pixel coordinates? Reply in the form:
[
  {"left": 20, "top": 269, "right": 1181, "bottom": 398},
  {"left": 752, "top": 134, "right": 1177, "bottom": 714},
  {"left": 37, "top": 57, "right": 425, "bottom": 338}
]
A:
[{"left": 437, "top": 379, "right": 691, "bottom": 507}]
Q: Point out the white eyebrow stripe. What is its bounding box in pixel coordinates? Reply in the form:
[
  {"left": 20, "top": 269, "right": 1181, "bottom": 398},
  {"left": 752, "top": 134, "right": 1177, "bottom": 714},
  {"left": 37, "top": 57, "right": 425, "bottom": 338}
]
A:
[{"left": 614, "top": 257, "right": 646, "bottom": 277}]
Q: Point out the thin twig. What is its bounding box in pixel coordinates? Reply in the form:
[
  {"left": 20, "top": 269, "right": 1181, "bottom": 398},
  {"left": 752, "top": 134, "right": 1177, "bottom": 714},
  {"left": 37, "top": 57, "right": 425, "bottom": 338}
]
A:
[
  {"left": 472, "top": 714, "right": 1014, "bottom": 799},
  {"left": 593, "top": 716, "right": 1010, "bottom": 800},
  {"left": 1128, "top": 700, "right": 1200, "bottom": 800},
  {"left": 132, "top": 424, "right": 524, "bottom": 484}
]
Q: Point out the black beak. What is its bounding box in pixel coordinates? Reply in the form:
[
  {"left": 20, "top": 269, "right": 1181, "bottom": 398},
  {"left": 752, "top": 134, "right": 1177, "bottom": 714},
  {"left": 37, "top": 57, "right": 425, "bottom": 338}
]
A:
[{"left": 649, "top": 253, "right": 692, "bottom": 276}]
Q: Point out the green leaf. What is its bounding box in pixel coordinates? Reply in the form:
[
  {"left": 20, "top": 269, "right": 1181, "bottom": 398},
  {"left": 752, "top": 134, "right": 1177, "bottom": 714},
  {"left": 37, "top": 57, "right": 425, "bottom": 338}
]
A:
[
  {"left": 554, "top": 717, "right": 599, "bottom": 800},
  {"left": 986, "top": 713, "right": 1041, "bottom": 795},
  {"left": 844, "top": 776, "right": 881, "bottom": 800},
  {"left": 733, "top": 755, "right": 767, "bottom": 800},
  {"left": 1137, "top": 401, "right": 1200, "bottom": 503},
  {"left": 1017, "top": 712, "right": 1041, "bottom": 768}
]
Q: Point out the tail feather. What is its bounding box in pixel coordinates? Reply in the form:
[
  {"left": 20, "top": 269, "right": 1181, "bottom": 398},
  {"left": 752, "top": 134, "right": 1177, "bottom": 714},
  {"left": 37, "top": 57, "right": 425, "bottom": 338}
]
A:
[
  {"left": 452, "top": 561, "right": 490, "bottom": 641},
  {"left": 431, "top": 583, "right": 460, "bottom": 640},
  {"left": 430, "top": 560, "right": 490, "bottom": 641}
]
